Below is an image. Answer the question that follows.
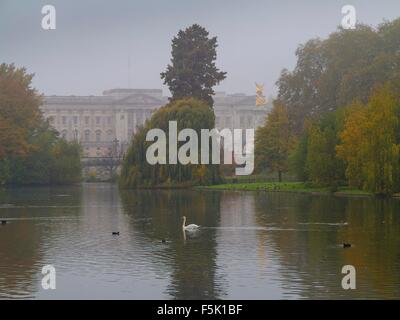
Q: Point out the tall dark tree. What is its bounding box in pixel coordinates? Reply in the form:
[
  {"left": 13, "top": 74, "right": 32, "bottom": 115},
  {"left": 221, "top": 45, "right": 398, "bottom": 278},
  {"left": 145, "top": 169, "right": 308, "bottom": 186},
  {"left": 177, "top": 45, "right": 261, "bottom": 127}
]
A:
[{"left": 161, "top": 24, "right": 226, "bottom": 107}]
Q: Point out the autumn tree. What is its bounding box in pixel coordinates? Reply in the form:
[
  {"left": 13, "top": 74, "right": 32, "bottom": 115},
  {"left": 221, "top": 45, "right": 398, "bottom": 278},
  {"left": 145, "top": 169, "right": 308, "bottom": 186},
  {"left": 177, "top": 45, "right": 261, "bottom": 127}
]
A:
[
  {"left": 276, "top": 18, "right": 400, "bottom": 133},
  {"left": 0, "top": 63, "right": 81, "bottom": 185},
  {"left": 0, "top": 63, "right": 42, "bottom": 159},
  {"left": 161, "top": 24, "right": 226, "bottom": 107},
  {"left": 337, "top": 85, "right": 400, "bottom": 195},
  {"left": 255, "top": 102, "right": 295, "bottom": 182}
]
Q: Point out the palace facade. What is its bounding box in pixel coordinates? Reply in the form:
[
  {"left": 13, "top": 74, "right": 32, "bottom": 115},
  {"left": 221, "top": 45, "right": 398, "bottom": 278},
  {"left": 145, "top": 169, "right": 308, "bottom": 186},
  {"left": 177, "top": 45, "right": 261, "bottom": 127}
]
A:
[{"left": 41, "top": 89, "right": 271, "bottom": 158}]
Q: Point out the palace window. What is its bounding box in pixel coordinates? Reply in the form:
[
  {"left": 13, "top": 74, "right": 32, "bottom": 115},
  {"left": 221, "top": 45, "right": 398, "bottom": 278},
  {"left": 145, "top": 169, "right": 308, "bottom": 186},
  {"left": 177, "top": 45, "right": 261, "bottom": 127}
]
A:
[
  {"left": 85, "top": 116, "right": 90, "bottom": 125},
  {"left": 73, "top": 116, "right": 78, "bottom": 125},
  {"left": 107, "top": 130, "right": 113, "bottom": 142},
  {"left": 62, "top": 116, "right": 67, "bottom": 125},
  {"left": 84, "top": 130, "right": 90, "bottom": 141},
  {"left": 95, "top": 130, "right": 102, "bottom": 142},
  {"left": 96, "top": 116, "right": 101, "bottom": 125}
]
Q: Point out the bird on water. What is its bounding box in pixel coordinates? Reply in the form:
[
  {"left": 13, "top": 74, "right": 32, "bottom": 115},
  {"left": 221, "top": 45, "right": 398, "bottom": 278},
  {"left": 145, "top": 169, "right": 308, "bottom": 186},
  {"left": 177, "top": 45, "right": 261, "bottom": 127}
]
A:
[{"left": 182, "top": 216, "right": 200, "bottom": 231}]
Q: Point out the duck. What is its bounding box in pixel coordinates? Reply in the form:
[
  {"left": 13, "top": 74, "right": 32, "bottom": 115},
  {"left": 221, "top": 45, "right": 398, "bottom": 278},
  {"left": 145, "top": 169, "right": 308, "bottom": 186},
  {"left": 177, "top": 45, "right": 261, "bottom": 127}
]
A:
[
  {"left": 1, "top": 220, "right": 7, "bottom": 225},
  {"left": 182, "top": 216, "right": 200, "bottom": 231},
  {"left": 112, "top": 232, "right": 120, "bottom": 236},
  {"left": 343, "top": 242, "right": 351, "bottom": 248}
]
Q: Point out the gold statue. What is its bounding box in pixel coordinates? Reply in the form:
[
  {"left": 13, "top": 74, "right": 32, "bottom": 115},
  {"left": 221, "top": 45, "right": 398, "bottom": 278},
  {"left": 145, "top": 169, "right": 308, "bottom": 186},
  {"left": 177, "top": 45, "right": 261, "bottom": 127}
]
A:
[{"left": 255, "top": 82, "right": 267, "bottom": 106}]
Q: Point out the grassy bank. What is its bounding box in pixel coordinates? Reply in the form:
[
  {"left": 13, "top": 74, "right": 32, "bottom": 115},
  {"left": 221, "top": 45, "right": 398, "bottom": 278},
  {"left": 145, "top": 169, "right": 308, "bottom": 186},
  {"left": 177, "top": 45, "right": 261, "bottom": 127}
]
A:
[{"left": 199, "top": 182, "right": 374, "bottom": 197}]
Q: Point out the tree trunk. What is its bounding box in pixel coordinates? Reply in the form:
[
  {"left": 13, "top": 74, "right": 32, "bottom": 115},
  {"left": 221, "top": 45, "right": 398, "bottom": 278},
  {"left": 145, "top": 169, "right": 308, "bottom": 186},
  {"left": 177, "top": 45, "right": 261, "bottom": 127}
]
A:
[{"left": 278, "top": 171, "right": 282, "bottom": 182}]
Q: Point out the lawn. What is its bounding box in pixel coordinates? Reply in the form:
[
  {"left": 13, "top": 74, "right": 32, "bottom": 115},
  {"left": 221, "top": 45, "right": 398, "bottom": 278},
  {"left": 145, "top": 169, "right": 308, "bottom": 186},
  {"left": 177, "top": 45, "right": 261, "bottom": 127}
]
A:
[{"left": 199, "top": 182, "right": 373, "bottom": 196}]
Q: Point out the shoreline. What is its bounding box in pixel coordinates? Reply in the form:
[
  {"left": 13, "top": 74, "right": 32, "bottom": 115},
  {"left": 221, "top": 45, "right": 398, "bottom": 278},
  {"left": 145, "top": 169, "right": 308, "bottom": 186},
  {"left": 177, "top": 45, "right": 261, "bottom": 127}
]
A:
[
  {"left": 3, "top": 181, "right": 400, "bottom": 199},
  {"left": 196, "top": 182, "right": 400, "bottom": 198}
]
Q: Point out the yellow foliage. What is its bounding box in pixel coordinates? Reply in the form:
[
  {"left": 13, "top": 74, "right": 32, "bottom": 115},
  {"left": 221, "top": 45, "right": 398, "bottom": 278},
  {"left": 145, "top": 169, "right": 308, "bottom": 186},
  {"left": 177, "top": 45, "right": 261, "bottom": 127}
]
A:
[{"left": 337, "top": 84, "right": 400, "bottom": 194}]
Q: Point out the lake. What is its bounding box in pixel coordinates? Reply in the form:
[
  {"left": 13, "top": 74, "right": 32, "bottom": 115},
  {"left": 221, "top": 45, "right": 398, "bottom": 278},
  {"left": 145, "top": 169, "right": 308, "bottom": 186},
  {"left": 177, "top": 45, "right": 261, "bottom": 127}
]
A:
[{"left": 0, "top": 183, "right": 399, "bottom": 299}]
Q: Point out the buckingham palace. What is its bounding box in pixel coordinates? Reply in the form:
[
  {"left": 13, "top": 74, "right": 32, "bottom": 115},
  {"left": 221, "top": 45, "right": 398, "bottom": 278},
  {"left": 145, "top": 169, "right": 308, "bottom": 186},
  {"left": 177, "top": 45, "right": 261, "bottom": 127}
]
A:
[{"left": 41, "top": 88, "right": 272, "bottom": 158}]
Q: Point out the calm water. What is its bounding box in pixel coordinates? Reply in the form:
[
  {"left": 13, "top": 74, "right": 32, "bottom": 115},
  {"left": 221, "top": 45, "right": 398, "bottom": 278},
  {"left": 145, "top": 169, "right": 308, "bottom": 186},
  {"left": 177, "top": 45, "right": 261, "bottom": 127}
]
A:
[{"left": 0, "top": 183, "right": 399, "bottom": 299}]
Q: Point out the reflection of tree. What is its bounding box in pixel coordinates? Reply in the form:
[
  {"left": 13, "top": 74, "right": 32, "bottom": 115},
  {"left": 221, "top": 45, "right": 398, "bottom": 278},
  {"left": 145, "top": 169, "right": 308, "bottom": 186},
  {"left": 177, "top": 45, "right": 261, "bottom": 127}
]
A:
[
  {"left": 105, "top": 139, "right": 123, "bottom": 180},
  {"left": 119, "top": 189, "right": 226, "bottom": 299},
  {"left": 338, "top": 198, "right": 400, "bottom": 299},
  {"left": 0, "top": 185, "right": 82, "bottom": 298},
  {"left": 253, "top": 192, "right": 400, "bottom": 299}
]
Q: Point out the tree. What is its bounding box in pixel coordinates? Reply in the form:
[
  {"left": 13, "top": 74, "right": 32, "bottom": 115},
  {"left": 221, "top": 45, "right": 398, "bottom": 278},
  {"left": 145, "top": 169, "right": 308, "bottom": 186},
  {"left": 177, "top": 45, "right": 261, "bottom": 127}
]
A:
[
  {"left": 305, "top": 114, "right": 345, "bottom": 187},
  {"left": 50, "top": 139, "right": 82, "bottom": 184},
  {"left": 104, "top": 138, "right": 124, "bottom": 181},
  {"left": 161, "top": 24, "right": 227, "bottom": 107},
  {"left": 0, "top": 63, "right": 42, "bottom": 159},
  {"left": 0, "top": 63, "right": 81, "bottom": 185},
  {"left": 255, "top": 102, "right": 295, "bottom": 182},
  {"left": 289, "top": 127, "right": 309, "bottom": 181},
  {"left": 335, "top": 102, "right": 366, "bottom": 188},
  {"left": 0, "top": 115, "right": 30, "bottom": 159},
  {"left": 337, "top": 85, "right": 400, "bottom": 195},
  {"left": 119, "top": 98, "right": 223, "bottom": 188},
  {"left": 276, "top": 18, "right": 400, "bottom": 133}
]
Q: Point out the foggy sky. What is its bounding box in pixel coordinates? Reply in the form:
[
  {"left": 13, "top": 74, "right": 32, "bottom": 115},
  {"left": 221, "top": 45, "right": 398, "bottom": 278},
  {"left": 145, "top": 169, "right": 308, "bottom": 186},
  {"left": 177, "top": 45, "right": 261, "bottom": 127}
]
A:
[{"left": 1, "top": 0, "right": 399, "bottom": 97}]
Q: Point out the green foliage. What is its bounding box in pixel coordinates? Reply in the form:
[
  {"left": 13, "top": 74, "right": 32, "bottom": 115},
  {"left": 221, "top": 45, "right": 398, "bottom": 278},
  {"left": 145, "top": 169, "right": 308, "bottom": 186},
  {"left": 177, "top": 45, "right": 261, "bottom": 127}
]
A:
[
  {"left": 255, "top": 101, "right": 295, "bottom": 181},
  {"left": 2, "top": 123, "right": 82, "bottom": 185},
  {"left": 273, "top": 17, "right": 400, "bottom": 195},
  {"left": 276, "top": 19, "right": 400, "bottom": 132},
  {"left": 289, "top": 130, "right": 308, "bottom": 181},
  {"left": 288, "top": 84, "right": 400, "bottom": 195},
  {"left": 49, "top": 139, "right": 82, "bottom": 184},
  {"left": 119, "top": 98, "right": 223, "bottom": 188},
  {"left": 160, "top": 24, "right": 226, "bottom": 107},
  {"left": 337, "top": 85, "right": 400, "bottom": 195},
  {"left": 305, "top": 113, "right": 345, "bottom": 186},
  {"left": 0, "top": 63, "right": 82, "bottom": 185}
]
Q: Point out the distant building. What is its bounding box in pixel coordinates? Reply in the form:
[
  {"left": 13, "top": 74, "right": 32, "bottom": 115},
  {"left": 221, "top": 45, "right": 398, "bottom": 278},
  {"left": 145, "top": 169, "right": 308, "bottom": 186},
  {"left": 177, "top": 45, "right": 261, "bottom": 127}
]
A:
[{"left": 41, "top": 89, "right": 271, "bottom": 158}]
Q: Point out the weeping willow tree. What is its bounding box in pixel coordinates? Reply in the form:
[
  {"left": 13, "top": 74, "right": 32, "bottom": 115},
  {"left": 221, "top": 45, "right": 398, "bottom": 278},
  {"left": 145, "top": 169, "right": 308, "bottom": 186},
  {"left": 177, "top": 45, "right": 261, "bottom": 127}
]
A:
[{"left": 119, "top": 98, "right": 223, "bottom": 188}]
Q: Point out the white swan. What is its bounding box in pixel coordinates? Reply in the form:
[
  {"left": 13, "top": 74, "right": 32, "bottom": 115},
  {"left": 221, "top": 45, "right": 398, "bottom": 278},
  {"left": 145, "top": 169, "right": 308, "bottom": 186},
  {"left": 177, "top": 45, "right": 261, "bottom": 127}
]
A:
[{"left": 182, "top": 216, "right": 200, "bottom": 231}]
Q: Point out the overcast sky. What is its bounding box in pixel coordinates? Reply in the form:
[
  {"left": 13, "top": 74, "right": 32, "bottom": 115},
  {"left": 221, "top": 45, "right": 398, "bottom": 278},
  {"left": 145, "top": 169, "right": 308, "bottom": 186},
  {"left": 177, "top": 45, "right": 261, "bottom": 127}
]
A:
[{"left": 1, "top": 0, "right": 399, "bottom": 97}]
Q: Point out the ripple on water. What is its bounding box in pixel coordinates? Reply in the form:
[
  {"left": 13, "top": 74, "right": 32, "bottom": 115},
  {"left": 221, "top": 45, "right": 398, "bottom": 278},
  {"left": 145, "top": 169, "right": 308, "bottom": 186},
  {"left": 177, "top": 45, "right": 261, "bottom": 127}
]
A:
[{"left": 1, "top": 185, "right": 400, "bottom": 299}]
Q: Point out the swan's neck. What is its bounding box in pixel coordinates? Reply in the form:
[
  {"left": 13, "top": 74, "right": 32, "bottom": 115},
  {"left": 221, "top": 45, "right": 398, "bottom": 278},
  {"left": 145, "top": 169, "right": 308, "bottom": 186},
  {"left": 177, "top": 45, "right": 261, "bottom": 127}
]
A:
[{"left": 182, "top": 216, "right": 186, "bottom": 228}]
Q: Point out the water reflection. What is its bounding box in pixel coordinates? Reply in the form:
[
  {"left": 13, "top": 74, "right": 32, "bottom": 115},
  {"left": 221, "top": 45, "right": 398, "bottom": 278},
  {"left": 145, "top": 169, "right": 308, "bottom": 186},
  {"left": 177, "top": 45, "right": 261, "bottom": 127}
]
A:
[
  {"left": 0, "top": 185, "right": 399, "bottom": 299},
  {"left": 119, "top": 189, "right": 225, "bottom": 299},
  {"left": 252, "top": 193, "right": 400, "bottom": 299},
  {"left": 0, "top": 186, "right": 82, "bottom": 299}
]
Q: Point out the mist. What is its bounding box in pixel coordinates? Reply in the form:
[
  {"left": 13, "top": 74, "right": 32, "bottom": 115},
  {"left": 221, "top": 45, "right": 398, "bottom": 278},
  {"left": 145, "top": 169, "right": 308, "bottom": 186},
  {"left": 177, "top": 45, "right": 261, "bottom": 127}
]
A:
[{"left": 1, "top": 0, "right": 399, "bottom": 96}]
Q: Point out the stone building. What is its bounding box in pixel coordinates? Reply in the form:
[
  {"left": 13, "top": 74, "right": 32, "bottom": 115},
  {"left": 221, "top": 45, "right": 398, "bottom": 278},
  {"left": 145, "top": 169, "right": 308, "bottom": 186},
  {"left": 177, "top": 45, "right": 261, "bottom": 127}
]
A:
[{"left": 41, "top": 88, "right": 272, "bottom": 159}]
